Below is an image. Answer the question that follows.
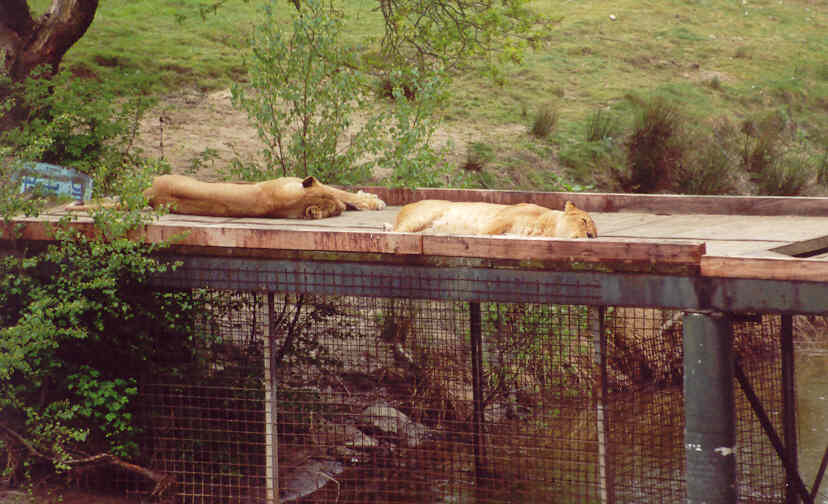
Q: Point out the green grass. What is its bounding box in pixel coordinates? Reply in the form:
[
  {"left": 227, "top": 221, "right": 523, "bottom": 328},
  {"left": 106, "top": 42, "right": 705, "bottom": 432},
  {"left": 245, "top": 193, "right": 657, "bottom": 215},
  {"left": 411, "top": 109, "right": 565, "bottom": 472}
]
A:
[{"left": 31, "top": 0, "right": 827, "bottom": 192}]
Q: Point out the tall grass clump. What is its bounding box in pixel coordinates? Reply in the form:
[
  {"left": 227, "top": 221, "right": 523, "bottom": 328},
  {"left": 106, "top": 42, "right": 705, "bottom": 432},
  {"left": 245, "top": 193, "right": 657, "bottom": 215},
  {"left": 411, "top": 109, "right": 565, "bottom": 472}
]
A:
[
  {"left": 462, "top": 141, "right": 495, "bottom": 172},
  {"left": 674, "top": 120, "right": 739, "bottom": 195},
  {"left": 739, "top": 111, "right": 816, "bottom": 195},
  {"left": 603, "top": 98, "right": 739, "bottom": 195},
  {"left": 614, "top": 96, "right": 684, "bottom": 193},
  {"left": 585, "top": 109, "right": 621, "bottom": 143},
  {"left": 530, "top": 104, "right": 558, "bottom": 139}
]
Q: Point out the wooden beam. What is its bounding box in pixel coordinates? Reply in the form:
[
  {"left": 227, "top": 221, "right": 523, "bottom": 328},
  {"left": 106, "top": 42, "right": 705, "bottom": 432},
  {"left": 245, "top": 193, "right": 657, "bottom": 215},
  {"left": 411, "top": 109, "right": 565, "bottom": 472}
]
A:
[
  {"left": 421, "top": 235, "right": 705, "bottom": 266},
  {"left": 142, "top": 222, "right": 423, "bottom": 255},
  {"left": 6, "top": 216, "right": 423, "bottom": 256},
  {"left": 355, "top": 187, "right": 828, "bottom": 217},
  {"left": 6, "top": 216, "right": 706, "bottom": 273},
  {"left": 701, "top": 256, "right": 828, "bottom": 282}
]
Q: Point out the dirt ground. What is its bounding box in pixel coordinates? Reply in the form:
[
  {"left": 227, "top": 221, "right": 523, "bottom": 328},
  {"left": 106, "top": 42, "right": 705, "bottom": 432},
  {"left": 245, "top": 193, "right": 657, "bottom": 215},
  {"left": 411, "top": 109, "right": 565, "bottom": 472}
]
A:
[
  {"left": 133, "top": 88, "right": 527, "bottom": 182},
  {"left": 134, "top": 89, "right": 262, "bottom": 180}
]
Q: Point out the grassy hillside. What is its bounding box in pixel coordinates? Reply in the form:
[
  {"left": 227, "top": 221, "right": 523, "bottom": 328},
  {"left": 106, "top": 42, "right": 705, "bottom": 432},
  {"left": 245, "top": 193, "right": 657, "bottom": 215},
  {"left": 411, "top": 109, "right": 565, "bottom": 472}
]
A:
[{"left": 32, "top": 0, "right": 827, "bottom": 193}]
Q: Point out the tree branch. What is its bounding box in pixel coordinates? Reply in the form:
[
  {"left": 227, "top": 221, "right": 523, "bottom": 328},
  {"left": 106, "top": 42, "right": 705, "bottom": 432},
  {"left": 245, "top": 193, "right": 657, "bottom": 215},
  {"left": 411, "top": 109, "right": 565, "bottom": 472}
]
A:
[{"left": 0, "top": 421, "right": 176, "bottom": 497}]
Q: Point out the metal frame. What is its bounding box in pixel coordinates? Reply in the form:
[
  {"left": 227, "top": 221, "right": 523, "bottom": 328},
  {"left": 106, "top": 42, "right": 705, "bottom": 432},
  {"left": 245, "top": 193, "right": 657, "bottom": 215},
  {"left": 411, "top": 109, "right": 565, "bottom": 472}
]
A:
[
  {"left": 152, "top": 255, "right": 828, "bottom": 315},
  {"left": 148, "top": 253, "right": 828, "bottom": 503}
]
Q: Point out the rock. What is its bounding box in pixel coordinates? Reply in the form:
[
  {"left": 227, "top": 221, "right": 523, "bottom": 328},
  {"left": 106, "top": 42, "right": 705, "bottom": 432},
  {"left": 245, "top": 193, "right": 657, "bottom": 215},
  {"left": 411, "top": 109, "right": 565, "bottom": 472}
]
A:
[
  {"left": 279, "top": 459, "right": 343, "bottom": 502},
  {"left": 313, "top": 417, "right": 379, "bottom": 451},
  {"left": 360, "top": 403, "right": 430, "bottom": 448}
]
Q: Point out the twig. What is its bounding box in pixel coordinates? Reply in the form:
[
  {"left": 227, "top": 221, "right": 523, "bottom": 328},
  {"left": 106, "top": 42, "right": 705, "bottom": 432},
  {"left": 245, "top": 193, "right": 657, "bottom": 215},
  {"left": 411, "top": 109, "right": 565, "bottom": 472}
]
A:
[{"left": 0, "top": 421, "right": 176, "bottom": 497}]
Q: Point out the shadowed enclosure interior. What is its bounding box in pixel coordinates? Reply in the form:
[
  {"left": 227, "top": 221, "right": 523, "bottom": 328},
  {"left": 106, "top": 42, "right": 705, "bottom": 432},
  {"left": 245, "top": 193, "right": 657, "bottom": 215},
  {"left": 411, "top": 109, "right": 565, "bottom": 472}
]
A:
[{"left": 117, "top": 279, "right": 786, "bottom": 503}]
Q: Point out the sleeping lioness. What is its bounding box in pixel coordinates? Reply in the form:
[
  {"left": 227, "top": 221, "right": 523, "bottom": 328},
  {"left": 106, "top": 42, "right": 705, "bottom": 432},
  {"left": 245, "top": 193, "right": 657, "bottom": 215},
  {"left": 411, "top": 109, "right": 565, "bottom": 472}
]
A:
[
  {"left": 71, "top": 174, "right": 386, "bottom": 219},
  {"left": 392, "top": 200, "right": 598, "bottom": 238}
]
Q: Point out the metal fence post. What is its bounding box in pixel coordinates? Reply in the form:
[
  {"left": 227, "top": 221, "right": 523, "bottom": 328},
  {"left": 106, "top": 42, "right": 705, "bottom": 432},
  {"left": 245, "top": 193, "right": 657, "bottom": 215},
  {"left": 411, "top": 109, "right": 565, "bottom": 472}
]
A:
[
  {"left": 781, "top": 314, "right": 799, "bottom": 504},
  {"left": 266, "top": 292, "right": 280, "bottom": 503},
  {"left": 469, "top": 302, "right": 485, "bottom": 488},
  {"left": 590, "top": 306, "right": 614, "bottom": 504},
  {"left": 683, "top": 311, "right": 736, "bottom": 504}
]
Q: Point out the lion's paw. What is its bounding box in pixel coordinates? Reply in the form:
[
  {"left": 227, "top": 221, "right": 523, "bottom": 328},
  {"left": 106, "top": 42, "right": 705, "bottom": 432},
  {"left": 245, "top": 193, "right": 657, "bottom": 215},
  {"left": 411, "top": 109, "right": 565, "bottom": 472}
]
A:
[{"left": 354, "top": 191, "right": 386, "bottom": 211}]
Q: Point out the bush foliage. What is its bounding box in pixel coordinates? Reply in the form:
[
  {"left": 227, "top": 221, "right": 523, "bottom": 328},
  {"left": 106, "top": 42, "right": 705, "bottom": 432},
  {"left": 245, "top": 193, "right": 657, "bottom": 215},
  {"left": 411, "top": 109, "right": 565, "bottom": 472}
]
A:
[
  {"left": 0, "top": 67, "right": 201, "bottom": 484},
  {"left": 230, "top": 0, "right": 457, "bottom": 188},
  {"left": 595, "top": 96, "right": 821, "bottom": 195}
]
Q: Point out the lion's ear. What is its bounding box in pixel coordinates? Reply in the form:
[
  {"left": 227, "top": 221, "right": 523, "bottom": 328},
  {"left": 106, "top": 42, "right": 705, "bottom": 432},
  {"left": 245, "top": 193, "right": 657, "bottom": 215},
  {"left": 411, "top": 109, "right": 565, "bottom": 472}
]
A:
[
  {"left": 564, "top": 201, "right": 576, "bottom": 212},
  {"left": 302, "top": 176, "right": 319, "bottom": 188}
]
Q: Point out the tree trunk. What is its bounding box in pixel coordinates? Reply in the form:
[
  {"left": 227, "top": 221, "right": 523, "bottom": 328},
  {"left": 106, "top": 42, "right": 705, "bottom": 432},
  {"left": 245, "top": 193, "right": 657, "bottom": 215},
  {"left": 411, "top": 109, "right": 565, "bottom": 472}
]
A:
[
  {"left": 1, "top": 0, "right": 99, "bottom": 80},
  {"left": 0, "top": 0, "right": 99, "bottom": 129}
]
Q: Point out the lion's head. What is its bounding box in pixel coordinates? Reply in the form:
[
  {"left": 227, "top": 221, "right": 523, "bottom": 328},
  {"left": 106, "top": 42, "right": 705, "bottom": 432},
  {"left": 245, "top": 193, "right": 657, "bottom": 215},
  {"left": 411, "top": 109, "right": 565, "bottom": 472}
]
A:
[{"left": 539, "top": 201, "right": 598, "bottom": 238}]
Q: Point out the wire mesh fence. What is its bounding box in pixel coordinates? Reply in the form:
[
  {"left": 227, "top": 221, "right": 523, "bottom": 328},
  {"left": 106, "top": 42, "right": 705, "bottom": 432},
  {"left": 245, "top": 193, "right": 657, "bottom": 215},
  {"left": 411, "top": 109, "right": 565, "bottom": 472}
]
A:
[{"left": 117, "top": 282, "right": 790, "bottom": 503}]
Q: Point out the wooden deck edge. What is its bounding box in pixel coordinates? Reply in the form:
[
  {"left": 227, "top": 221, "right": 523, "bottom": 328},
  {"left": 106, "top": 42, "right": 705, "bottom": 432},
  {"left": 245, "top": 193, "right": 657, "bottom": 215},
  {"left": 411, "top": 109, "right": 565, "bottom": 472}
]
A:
[
  {"left": 5, "top": 218, "right": 424, "bottom": 255},
  {"left": 355, "top": 187, "right": 828, "bottom": 217},
  {"left": 421, "top": 235, "right": 706, "bottom": 266},
  {"left": 701, "top": 255, "right": 828, "bottom": 282},
  {"left": 5, "top": 218, "right": 705, "bottom": 269}
]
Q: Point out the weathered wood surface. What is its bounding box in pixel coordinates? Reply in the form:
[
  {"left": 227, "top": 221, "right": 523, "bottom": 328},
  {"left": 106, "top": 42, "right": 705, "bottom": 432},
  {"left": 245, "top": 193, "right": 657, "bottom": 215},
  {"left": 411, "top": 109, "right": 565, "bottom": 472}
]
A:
[
  {"left": 6, "top": 191, "right": 828, "bottom": 281},
  {"left": 701, "top": 256, "right": 828, "bottom": 282},
  {"left": 5, "top": 211, "right": 705, "bottom": 271}
]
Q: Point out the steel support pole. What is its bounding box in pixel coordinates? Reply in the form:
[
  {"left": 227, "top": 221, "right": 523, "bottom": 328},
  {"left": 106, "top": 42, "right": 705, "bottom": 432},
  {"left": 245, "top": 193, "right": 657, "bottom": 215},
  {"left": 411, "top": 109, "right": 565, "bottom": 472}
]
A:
[
  {"left": 590, "top": 307, "right": 614, "bottom": 504},
  {"left": 469, "top": 302, "right": 486, "bottom": 488},
  {"left": 781, "top": 314, "right": 799, "bottom": 504},
  {"left": 266, "top": 293, "right": 280, "bottom": 503},
  {"left": 683, "top": 312, "right": 736, "bottom": 504}
]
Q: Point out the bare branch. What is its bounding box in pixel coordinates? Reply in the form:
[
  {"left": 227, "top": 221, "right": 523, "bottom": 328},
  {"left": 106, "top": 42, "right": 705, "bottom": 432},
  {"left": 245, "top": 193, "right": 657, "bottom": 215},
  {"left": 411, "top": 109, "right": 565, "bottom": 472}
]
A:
[{"left": 0, "top": 421, "right": 176, "bottom": 498}]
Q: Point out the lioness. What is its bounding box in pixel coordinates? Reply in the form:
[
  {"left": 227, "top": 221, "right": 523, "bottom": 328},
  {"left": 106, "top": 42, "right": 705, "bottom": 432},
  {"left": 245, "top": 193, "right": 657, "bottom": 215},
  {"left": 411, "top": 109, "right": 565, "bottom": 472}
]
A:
[
  {"left": 392, "top": 200, "right": 598, "bottom": 238},
  {"left": 71, "top": 174, "right": 386, "bottom": 219}
]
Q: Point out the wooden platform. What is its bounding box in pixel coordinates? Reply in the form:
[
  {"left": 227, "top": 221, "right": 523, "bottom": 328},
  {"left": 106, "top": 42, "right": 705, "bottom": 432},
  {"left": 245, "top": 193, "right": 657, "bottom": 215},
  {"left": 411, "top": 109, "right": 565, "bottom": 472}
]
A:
[{"left": 6, "top": 189, "right": 828, "bottom": 282}]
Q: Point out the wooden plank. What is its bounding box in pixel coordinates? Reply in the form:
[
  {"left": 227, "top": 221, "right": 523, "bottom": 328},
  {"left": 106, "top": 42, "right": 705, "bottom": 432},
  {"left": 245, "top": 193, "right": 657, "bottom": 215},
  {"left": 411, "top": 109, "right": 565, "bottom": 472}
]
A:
[
  {"left": 8, "top": 217, "right": 422, "bottom": 256},
  {"left": 421, "top": 235, "right": 706, "bottom": 266},
  {"left": 591, "top": 213, "right": 671, "bottom": 235},
  {"left": 356, "top": 187, "right": 828, "bottom": 217},
  {"left": 701, "top": 256, "right": 828, "bottom": 282},
  {"left": 143, "top": 222, "right": 422, "bottom": 255},
  {"left": 703, "top": 240, "right": 792, "bottom": 258},
  {"left": 769, "top": 235, "right": 828, "bottom": 257}
]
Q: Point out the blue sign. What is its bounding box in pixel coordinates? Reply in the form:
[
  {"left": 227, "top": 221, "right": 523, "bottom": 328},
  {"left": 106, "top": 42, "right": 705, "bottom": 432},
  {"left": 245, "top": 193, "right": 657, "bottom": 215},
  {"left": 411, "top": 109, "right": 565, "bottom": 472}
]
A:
[{"left": 16, "top": 162, "right": 93, "bottom": 201}]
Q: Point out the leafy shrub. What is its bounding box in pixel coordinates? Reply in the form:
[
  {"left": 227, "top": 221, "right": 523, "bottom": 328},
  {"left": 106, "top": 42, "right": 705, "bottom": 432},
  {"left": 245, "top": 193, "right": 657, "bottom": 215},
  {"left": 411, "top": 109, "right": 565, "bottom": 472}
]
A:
[
  {"left": 0, "top": 64, "right": 194, "bottom": 486},
  {"left": 375, "top": 66, "right": 457, "bottom": 188},
  {"left": 377, "top": 76, "right": 417, "bottom": 102},
  {"left": 530, "top": 104, "right": 558, "bottom": 139},
  {"left": 1, "top": 66, "right": 154, "bottom": 192},
  {"left": 232, "top": 0, "right": 452, "bottom": 187},
  {"left": 0, "top": 214, "right": 207, "bottom": 481}
]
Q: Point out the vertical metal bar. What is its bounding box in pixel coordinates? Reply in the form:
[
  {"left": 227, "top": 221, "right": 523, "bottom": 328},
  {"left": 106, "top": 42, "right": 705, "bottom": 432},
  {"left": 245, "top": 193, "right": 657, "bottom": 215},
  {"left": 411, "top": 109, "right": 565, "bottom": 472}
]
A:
[
  {"left": 811, "top": 445, "right": 828, "bottom": 502},
  {"left": 781, "top": 314, "right": 799, "bottom": 504},
  {"left": 590, "top": 307, "right": 613, "bottom": 504},
  {"left": 469, "top": 301, "right": 485, "bottom": 487},
  {"left": 266, "top": 292, "right": 280, "bottom": 504},
  {"left": 735, "top": 361, "right": 813, "bottom": 503},
  {"left": 683, "top": 312, "right": 736, "bottom": 504}
]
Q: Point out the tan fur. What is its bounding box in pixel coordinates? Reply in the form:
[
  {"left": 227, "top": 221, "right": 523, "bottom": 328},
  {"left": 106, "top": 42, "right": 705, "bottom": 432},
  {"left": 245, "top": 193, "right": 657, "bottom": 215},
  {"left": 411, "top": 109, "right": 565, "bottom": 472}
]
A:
[
  {"left": 393, "top": 200, "right": 598, "bottom": 238},
  {"left": 70, "top": 174, "right": 385, "bottom": 219}
]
